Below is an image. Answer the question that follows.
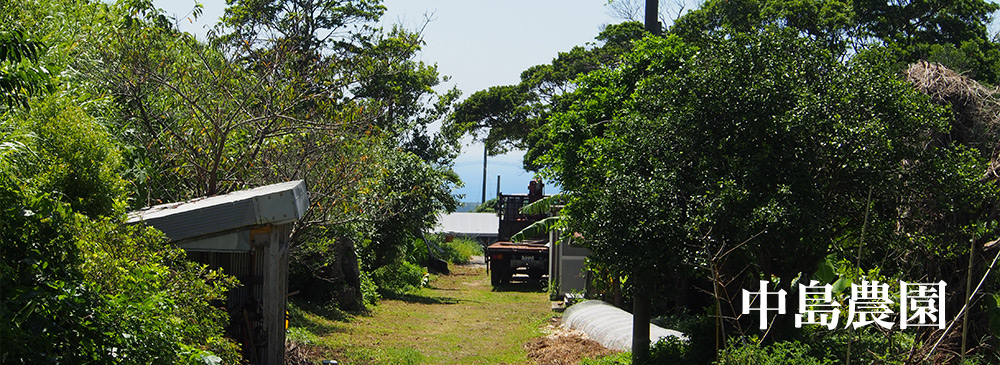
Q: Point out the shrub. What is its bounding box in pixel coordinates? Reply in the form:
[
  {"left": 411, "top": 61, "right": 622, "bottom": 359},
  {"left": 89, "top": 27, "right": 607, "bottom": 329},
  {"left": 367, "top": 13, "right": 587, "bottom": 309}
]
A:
[
  {"left": 359, "top": 269, "right": 381, "bottom": 308},
  {"left": 474, "top": 197, "right": 497, "bottom": 213},
  {"left": 717, "top": 337, "right": 835, "bottom": 365},
  {"left": 11, "top": 94, "right": 125, "bottom": 217},
  {"left": 439, "top": 237, "right": 483, "bottom": 265},
  {"left": 650, "top": 312, "right": 715, "bottom": 364},
  {"left": 2, "top": 93, "right": 240, "bottom": 363},
  {"left": 0, "top": 180, "right": 240, "bottom": 363},
  {"left": 372, "top": 260, "right": 424, "bottom": 294}
]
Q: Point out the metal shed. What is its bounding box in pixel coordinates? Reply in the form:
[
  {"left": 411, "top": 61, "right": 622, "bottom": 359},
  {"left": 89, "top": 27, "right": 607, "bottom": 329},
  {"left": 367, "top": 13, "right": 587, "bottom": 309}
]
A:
[
  {"left": 128, "top": 180, "right": 309, "bottom": 364},
  {"left": 548, "top": 230, "right": 591, "bottom": 299}
]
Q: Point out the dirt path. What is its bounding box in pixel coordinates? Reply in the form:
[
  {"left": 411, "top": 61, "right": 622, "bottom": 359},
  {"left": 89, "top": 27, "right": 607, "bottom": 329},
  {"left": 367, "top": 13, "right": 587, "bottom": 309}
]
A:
[{"left": 293, "top": 264, "right": 554, "bottom": 364}]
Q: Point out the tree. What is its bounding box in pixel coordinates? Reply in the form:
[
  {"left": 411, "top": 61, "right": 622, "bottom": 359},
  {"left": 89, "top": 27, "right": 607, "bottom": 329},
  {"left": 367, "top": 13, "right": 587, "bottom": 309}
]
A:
[
  {"left": 357, "top": 151, "right": 459, "bottom": 270},
  {"left": 0, "top": 28, "right": 51, "bottom": 109},
  {"left": 94, "top": 0, "right": 462, "bottom": 305},
  {"left": 669, "top": 0, "right": 1000, "bottom": 82},
  {"left": 540, "top": 29, "right": 999, "bottom": 362},
  {"left": 475, "top": 197, "right": 498, "bottom": 213},
  {"left": 443, "top": 22, "right": 647, "bottom": 164},
  {"left": 1, "top": 92, "right": 238, "bottom": 363}
]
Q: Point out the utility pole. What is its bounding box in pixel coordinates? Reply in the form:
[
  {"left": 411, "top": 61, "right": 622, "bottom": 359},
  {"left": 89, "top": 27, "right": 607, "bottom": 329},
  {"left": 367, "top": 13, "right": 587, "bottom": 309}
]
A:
[
  {"left": 645, "top": 0, "right": 661, "bottom": 35},
  {"left": 481, "top": 146, "right": 487, "bottom": 204},
  {"left": 635, "top": 6, "right": 658, "bottom": 365}
]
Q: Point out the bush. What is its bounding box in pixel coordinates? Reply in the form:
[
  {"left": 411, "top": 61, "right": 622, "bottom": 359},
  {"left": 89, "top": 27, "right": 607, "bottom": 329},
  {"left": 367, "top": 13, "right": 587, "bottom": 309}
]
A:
[
  {"left": 359, "top": 269, "right": 380, "bottom": 308},
  {"left": 474, "top": 197, "right": 497, "bottom": 213},
  {"left": 650, "top": 312, "right": 715, "bottom": 364},
  {"left": 0, "top": 179, "right": 240, "bottom": 363},
  {"left": 649, "top": 336, "right": 690, "bottom": 363},
  {"left": 717, "top": 337, "right": 835, "bottom": 365},
  {"left": 439, "top": 237, "right": 483, "bottom": 265},
  {"left": 12, "top": 94, "right": 125, "bottom": 217},
  {"left": 797, "top": 325, "right": 915, "bottom": 364},
  {"left": 372, "top": 260, "right": 424, "bottom": 294},
  {"left": 2, "top": 93, "right": 240, "bottom": 363}
]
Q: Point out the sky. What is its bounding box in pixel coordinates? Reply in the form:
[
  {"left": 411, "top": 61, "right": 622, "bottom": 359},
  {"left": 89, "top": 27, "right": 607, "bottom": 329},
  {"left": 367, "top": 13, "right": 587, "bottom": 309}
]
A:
[
  {"left": 152, "top": 0, "right": 624, "bottom": 203},
  {"left": 143, "top": 1, "right": 1000, "bottom": 203}
]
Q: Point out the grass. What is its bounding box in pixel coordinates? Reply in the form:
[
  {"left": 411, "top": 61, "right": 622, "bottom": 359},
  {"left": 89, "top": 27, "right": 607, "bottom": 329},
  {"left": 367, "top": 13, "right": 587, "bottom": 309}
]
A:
[
  {"left": 289, "top": 265, "right": 552, "bottom": 364},
  {"left": 580, "top": 352, "right": 632, "bottom": 364},
  {"left": 436, "top": 236, "right": 484, "bottom": 265}
]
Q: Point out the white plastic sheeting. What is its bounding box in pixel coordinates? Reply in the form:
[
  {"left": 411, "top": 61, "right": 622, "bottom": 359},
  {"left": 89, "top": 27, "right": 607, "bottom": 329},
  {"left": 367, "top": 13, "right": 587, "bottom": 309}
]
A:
[{"left": 561, "top": 300, "right": 686, "bottom": 351}]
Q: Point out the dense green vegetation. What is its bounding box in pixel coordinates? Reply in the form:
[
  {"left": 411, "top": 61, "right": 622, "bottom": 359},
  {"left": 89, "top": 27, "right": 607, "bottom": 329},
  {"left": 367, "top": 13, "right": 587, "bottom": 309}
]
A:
[
  {"left": 446, "top": 0, "right": 1000, "bottom": 363},
  {"left": 8, "top": 0, "right": 1000, "bottom": 363},
  {"left": 2, "top": 0, "right": 465, "bottom": 362}
]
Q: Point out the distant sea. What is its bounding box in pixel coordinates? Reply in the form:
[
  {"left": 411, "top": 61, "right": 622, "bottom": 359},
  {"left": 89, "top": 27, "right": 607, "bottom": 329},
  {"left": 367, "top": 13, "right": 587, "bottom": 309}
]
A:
[{"left": 454, "top": 202, "right": 481, "bottom": 213}]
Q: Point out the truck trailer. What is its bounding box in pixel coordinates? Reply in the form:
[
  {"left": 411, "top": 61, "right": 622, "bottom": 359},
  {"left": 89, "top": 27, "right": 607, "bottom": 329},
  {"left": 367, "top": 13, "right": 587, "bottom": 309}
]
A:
[{"left": 486, "top": 180, "right": 549, "bottom": 286}]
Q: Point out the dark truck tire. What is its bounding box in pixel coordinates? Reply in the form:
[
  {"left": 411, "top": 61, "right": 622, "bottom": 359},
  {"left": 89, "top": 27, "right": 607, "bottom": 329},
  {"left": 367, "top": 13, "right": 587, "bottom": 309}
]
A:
[
  {"left": 491, "top": 265, "right": 513, "bottom": 286},
  {"left": 491, "top": 267, "right": 502, "bottom": 287},
  {"left": 528, "top": 269, "right": 544, "bottom": 280}
]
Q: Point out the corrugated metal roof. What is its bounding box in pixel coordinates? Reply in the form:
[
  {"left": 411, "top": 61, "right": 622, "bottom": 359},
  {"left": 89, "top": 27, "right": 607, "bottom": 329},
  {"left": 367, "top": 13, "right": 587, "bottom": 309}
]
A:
[
  {"left": 128, "top": 180, "right": 309, "bottom": 242},
  {"left": 432, "top": 212, "right": 499, "bottom": 237}
]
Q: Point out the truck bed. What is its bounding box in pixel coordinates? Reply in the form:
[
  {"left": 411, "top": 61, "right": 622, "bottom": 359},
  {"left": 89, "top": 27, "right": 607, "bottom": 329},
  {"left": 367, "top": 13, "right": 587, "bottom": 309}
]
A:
[
  {"left": 486, "top": 240, "right": 548, "bottom": 286},
  {"left": 487, "top": 240, "right": 548, "bottom": 253}
]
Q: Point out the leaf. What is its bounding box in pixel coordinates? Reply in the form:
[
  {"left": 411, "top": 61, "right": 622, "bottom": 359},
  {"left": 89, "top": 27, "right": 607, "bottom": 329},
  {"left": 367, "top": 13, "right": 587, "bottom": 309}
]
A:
[
  {"left": 832, "top": 276, "right": 851, "bottom": 294},
  {"left": 511, "top": 216, "right": 562, "bottom": 242},
  {"left": 814, "top": 254, "right": 837, "bottom": 283},
  {"left": 518, "top": 193, "right": 568, "bottom": 215}
]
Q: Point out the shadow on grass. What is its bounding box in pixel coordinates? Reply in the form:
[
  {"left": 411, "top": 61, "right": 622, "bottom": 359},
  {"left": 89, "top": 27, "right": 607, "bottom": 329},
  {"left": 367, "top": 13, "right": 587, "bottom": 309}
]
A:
[
  {"left": 290, "top": 298, "right": 355, "bottom": 322},
  {"left": 380, "top": 291, "right": 463, "bottom": 305},
  {"left": 287, "top": 298, "right": 355, "bottom": 336}
]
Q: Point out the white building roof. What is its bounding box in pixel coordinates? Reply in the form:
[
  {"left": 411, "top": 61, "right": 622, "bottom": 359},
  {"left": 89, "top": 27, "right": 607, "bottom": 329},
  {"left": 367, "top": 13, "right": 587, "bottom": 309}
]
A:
[{"left": 433, "top": 212, "right": 498, "bottom": 237}]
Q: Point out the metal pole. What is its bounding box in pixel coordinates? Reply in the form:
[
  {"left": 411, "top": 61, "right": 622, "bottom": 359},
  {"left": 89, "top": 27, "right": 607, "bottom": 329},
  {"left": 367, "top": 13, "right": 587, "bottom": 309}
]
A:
[
  {"left": 962, "top": 235, "right": 975, "bottom": 361},
  {"left": 645, "top": 0, "right": 660, "bottom": 35},
  {"left": 482, "top": 146, "right": 487, "bottom": 204}
]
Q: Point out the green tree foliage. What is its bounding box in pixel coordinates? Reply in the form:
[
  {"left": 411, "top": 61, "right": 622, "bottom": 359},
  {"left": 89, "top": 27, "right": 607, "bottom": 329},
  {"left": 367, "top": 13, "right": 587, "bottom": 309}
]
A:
[
  {"left": 1, "top": 96, "right": 239, "bottom": 362},
  {"left": 0, "top": 178, "right": 99, "bottom": 363},
  {"left": 0, "top": 28, "right": 52, "bottom": 109},
  {"left": 95, "top": 0, "right": 458, "bottom": 203},
  {"left": 539, "top": 28, "right": 1000, "bottom": 361},
  {"left": 216, "top": 0, "right": 461, "bottom": 163},
  {"left": 475, "top": 197, "right": 498, "bottom": 213},
  {"left": 88, "top": 0, "right": 462, "bottom": 304},
  {"left": 0, "top": 1, "right": 262, "bottom": 361},
  {"left": 669, "top": 0, "right": 1000, "bottom": 82},
  {"left": 443, "top": 22, "right": 647, "bottom": 163},
  {"left": 358, "top": 151, "right": 459, "bottom": 270},
  {"left": 0, "top": 184, "right": 239, "bottom": 363},
  {"left": 7, "top": 94, "right": 125, "bottom": 216},
  {"left": 447, "top": 84, "right": 537, "bottom": 155}
]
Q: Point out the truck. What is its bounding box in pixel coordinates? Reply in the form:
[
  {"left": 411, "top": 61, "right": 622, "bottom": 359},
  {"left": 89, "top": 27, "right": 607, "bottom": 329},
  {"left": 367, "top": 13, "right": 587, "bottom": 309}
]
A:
[{"left": 486, "top": 180, "right": 550, "bottom": 287}]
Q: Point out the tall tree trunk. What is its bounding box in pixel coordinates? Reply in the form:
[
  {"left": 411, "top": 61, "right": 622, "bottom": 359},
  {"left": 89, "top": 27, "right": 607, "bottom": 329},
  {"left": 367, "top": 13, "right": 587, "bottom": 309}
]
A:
[
  {"left": 632, "top": 277, "right": 652, "bottom": 363},
  {"left": 645, "top": 0, "right": 660, "bottom": 36}
]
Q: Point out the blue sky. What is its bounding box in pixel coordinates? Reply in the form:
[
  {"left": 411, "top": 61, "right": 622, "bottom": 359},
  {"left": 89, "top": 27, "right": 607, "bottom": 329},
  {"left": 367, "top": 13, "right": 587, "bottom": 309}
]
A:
[
  {"left": 146, "top": 1, "right": 1000, "bottom": 202},
  {"left": 152, "top": 1, "right": 626, "bottom": 201}
]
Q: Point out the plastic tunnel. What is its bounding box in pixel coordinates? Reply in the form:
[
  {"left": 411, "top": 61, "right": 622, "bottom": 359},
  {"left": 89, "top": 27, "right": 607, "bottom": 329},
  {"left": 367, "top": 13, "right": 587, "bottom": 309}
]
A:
[{"left": 560, "top": 300, "right": 686, "bottom": 352}]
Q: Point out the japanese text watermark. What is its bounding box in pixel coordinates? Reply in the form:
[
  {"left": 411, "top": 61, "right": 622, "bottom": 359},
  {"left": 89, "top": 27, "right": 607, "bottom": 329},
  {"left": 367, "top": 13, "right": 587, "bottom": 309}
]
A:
[{"left": 742, "top": 280, "right": 946, "bottom": 330}]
